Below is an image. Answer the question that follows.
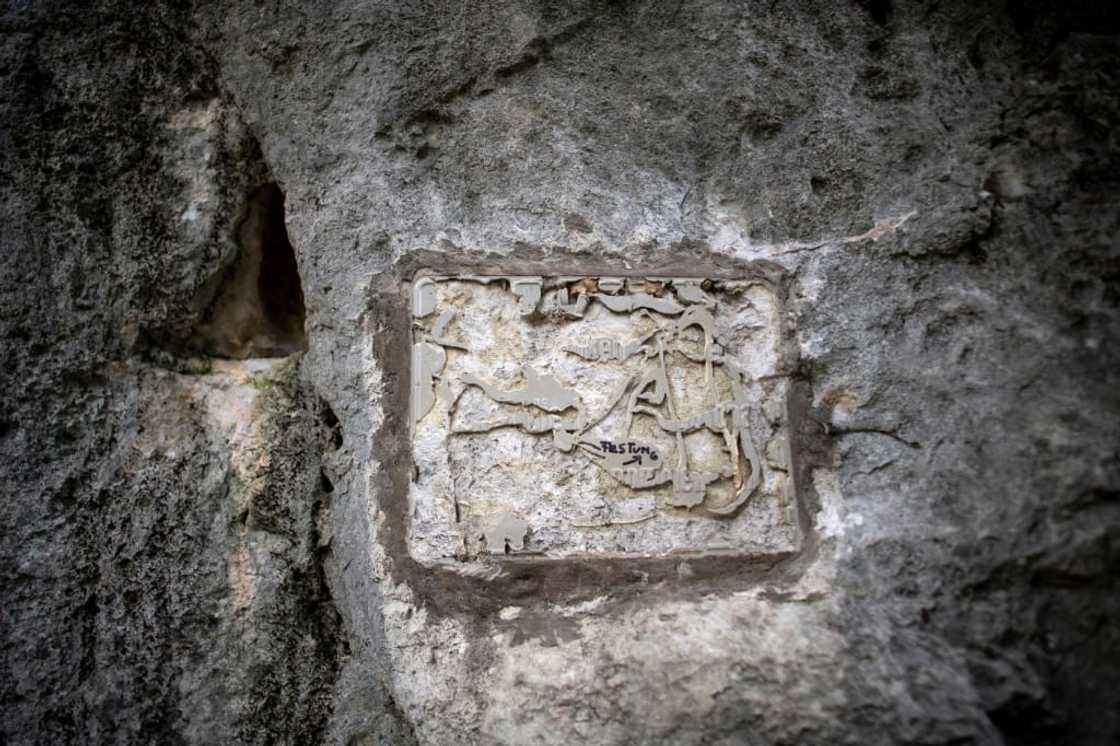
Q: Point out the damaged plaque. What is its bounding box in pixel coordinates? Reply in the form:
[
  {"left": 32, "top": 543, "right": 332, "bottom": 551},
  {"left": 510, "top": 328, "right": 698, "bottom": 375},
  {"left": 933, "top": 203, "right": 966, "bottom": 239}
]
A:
[{"left": 409, "top": 273, "right": 800, "bottom": 565}]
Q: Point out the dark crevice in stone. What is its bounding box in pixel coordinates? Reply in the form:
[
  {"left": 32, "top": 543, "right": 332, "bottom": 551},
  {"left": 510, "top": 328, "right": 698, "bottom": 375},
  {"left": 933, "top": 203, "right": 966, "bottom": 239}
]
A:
[
  {"left": 854, "top": 0, "right": 893, "bottom": 26},
  {"left": 189, "top": 183, "right": 307, "bottom": 359},
  {"left": 319, "top": 397, "right": 343, "bottom": 450},
  {"left": 869, "top": 0, "right": 893, "bottom": 26},
  {"left": 988, "top": 692, "right": 1066, "bottom": 746}
]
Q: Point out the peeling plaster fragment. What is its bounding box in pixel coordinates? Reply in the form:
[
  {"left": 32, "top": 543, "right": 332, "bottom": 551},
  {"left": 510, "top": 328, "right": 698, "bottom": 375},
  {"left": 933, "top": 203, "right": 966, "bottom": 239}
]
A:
[
  {"left": 552, "top": 428, "right": 578, "bottom": 452},
  {"left": 652, "top": 403, "right": 731, "bottom": 434},
  {"left": 766, "top": 436, "right": 789, "bottom": 472},
  {"left": 562, "top": 330, "right": 655, "bottom": 363},
  {"left": 413, "top": 276, "right": 437, "bottom": 318},
  {"left": 704, "top": 401, "right": 764, "bottom": 517},
  {"left": 428, "top": 309, "right": 469, "bottom": 350},
  {"left": 596, "top": 292, "right": 684, "bottom": 316},
  {"left": 452, "top": 410, "right": 583, "bottom": 435},
  {"left": 597, "top": 277, "right": 625, "bottom": 294},
  {"left": 507, "top": 276, "right": 542, "bottom": 315},
  {"left": 481, "top": 512, "right": 529, "bottom": 554},
  {"left": 431, "top": 309, "right": 454, "bottom": 337},
  {"left": 412, "top": 341, "right": 446, "bottom": 425},
  {"left": 630, "top": 278, "right": 667, "bottom": 296},
  {"left": 674, "top": 306, "right": 717, "bottom": 382},
  {"left": 623, "top": 364, "right": 670, "bottom": 434},
  {"left": 666, "top": 468, "right": 729, "bottom": 508},
  {"left": 461, "top": 367, "right": 584, "bottom": 415},
  {"left": 671, "top": 279, "right": 713, "bottom": 305},
  {"left": 553, "top": 286, "right": 592, "bottom": 318}
]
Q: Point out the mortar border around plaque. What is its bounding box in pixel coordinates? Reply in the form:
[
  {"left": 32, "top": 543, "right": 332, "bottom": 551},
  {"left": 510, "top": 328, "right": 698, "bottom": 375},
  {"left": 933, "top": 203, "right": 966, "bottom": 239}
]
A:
[{"left": 366, "top": 247, "right": 824, "bottom": 605}]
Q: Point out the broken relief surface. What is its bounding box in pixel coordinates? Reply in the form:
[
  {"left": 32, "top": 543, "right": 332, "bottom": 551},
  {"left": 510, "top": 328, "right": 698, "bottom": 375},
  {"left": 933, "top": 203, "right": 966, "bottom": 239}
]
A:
[{"left": 408, "top": 273, "right": 799, "bottom": 565}]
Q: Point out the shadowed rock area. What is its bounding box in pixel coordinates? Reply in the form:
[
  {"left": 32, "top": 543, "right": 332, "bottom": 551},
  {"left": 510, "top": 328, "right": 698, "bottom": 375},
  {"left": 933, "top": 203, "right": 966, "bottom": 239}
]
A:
[
  {"left": 1, "top": 1, "right": 1117, "bottom": 745},
  {"left": 189, "top": 182, "right": 308, "bottom": 359}
]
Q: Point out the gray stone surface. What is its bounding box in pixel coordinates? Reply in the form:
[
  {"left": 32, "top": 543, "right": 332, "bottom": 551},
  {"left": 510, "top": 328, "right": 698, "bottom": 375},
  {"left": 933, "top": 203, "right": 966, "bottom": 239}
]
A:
[{"left": 2, "top": 1, "right": 1118, "bottom": 744}]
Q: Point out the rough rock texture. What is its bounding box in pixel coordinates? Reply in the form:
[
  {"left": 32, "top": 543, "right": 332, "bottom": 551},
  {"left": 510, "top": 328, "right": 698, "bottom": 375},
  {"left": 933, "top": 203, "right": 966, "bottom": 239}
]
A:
[{"left": 2, "top": 1, "right": 1118, "bottom": 744}]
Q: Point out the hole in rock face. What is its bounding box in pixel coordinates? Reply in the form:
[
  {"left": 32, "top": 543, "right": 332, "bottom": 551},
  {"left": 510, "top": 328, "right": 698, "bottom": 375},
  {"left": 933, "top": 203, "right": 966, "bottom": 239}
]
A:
[{"left": 193, "top": 183, "right": 307, "bottom": 358}]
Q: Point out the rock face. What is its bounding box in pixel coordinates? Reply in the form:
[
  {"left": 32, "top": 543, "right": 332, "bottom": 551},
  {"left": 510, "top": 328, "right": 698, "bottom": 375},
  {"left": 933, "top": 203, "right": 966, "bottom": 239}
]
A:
[{"left": 2, "top": 2, "right": 1118, "bottom": 744}]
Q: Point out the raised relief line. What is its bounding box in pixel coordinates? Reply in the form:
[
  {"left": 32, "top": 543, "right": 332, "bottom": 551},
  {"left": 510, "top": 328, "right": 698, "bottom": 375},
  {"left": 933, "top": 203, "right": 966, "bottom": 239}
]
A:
[
  {"left": 411, "top": 342, "right": 445, "bottom": 425},
  {"left": 451, "top": 410, "right": 583, "bottom": 436},
  {"left": 460, "top": 366, "right": 585, "bottom": 416},
  {"left": 549, "top": 295, "right": 765, "bottom": 512},
  {"left": 570, "top": 511, "right": 656, "bottom": 528},
  {"left": 413, "top": 276, "right": 437, "bottom": 318},
  {"left": 411, "top": 298, "right": 469, "bottom": 425},
  {"left": 669, "top": 278, "right": 715, "bottom": 306},
  {"left": 562, "top": 327, "right": 658, "bottom": 363},
  {"left": 506, "top": 276, "right": 543, "bottom": 315},
  {"left": 595, "top": 292, "right": 684, "bottom": 316},
  {"left": 428, "top": 309, "right": 469, "bottom": 350},
  {"left": 675, "top": 305, "right": 717, "bottom": 384},
  {"left": 704, "top": 369, "right": 764, "bottom": 516}
]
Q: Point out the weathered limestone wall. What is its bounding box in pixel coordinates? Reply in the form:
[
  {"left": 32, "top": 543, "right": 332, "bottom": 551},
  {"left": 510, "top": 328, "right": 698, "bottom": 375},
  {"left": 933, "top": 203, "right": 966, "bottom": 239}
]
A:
[{"left": 1, "top": 2, "right": 1117, "bottom": 744}]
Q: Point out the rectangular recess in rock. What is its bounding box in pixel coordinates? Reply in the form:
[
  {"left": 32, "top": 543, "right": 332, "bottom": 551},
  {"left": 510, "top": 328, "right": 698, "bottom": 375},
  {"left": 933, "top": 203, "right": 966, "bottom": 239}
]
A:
[{"left": 408, "top": 273, "right": 799, "bottom": 566}]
